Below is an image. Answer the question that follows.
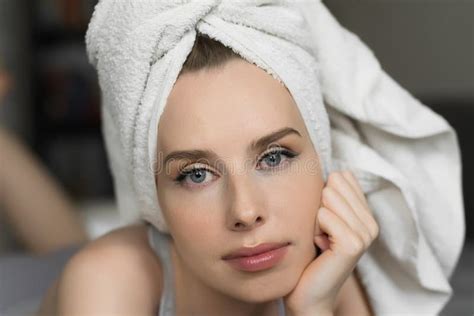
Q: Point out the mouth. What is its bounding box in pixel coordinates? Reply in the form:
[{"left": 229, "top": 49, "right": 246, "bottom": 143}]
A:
[{"left": 222, "top": 242, "right": 291, "bottom": 272}]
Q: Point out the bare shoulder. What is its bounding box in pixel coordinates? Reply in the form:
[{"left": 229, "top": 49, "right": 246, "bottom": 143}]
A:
[
  {"left": 38, "top": 224, "right": 163, "bottom": 316},
  {"left": 334, "top": 269, "right": 373, "bottom": 315}
]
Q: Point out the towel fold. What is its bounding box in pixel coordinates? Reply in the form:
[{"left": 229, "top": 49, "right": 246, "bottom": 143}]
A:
[{"left": 86, "top": 0, "right": 465, "bottom": 314}]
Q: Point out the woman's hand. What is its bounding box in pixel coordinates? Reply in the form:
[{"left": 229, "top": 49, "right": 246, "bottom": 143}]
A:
[{"left": 284, "top": 170, "right": 379, "bottom": 316}]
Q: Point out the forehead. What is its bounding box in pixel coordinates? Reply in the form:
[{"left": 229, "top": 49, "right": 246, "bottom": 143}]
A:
[{"left": 157, "top": 59, "right": 307, "bottom": 153}]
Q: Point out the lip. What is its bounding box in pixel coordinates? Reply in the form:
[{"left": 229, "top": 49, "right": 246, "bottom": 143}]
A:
[
  {"left": 222, "top": 242, "right": 290, "bottom": 272},
  {"left": 222, "top": 242, "right": 290, "bottom": 260}
]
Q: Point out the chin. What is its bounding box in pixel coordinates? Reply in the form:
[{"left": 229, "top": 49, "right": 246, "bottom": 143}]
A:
[
  {"left": 234, "top": 282, "right": 296, "bottom": 304},
  {"left": 226, "top": 269, "right": 301, "bottom": 303}
]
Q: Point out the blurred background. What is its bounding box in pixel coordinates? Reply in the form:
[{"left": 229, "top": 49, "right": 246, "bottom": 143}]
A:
[
  {"left": 0, "top": 0, "right": 472, "bottom": 315},
  {"left": 0, "top": 0, "right": 118, "bottom": 252}
]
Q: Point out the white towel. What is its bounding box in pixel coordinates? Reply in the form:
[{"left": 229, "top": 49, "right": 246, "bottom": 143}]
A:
[{"left": 85, "top": 0, "right": 465, "bottom": 314}]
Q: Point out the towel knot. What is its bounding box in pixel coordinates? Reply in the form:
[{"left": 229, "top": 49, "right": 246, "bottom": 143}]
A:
[{"left": 87, "top": 0, "right": 314, "bottom": 71}]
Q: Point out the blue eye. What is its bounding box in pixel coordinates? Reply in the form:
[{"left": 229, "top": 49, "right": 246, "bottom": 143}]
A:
[
  {"left": 174, "top": 167, "right": 215, "bottom": 187},
  {"left": 257, "top": 148, "right": 297, "bottom": 170}
]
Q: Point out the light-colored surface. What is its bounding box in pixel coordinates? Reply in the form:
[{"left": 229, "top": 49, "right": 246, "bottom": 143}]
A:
[
  {"left": 0, "top": 199, "right": 122, "bottom": 253},
  {"left": 78, "top": 199, "right": 123, "bottom": 240}
]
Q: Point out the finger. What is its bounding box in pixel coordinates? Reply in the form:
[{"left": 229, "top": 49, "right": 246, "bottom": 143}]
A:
[
  {"left": 314, "top": 233, "right": 330, "bottom": 252},
  {"left": 341, "top": 170, "right": 369, "bottom": 207},
  {"left": 329, "top": 171, "right": 368, "bottom": 210},
  {"left": 327, "top": 172, "right": 379, "bottom": 239},
  {"left": 318, "top": 206, "right": 367, "bottom": 259},
  {"left": 321, "top": 186, "right": 373, "bottom": 247},
  {"left": 314, "top": 210, "right": 330, "bottom": 251}
]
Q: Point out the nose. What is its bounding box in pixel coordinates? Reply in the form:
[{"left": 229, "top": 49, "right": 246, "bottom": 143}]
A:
[{"left": 225, "top": 173, "right": 266, "bottom": 232}]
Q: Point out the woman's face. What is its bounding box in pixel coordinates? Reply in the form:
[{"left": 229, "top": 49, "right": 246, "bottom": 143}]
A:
[{"left": 155, "top": 58, "right": 324, "bottom": 302}]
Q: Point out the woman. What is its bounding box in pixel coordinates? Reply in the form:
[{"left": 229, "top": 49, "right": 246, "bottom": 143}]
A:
[
  {"left": 38, "top": 34, "right": 378, "bottom": 315},
  {"left": 39, "top": 0, "right": 464, "bottom": 314}
]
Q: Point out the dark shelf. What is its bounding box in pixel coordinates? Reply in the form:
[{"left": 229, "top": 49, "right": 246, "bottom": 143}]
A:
[
  {"left": 33, "top": 28, "right": 87, "bottom": 47},
  {"left": 37, "top": 123, "right": 101, "bottom": 136},
  {"left": 31, "top": 0, "right": 109, "bottom": 199}
]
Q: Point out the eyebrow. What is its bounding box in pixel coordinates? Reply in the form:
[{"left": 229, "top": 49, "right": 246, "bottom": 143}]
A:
[{"left": 163, "top": 127, "right": 301, "bottom": 167}]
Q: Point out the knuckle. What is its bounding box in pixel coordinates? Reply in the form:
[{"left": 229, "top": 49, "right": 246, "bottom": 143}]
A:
[
  {"left": 370, "top": 221, "right": 380, "bottom": 240},
  {"left": 360, "top": 230, "right": 372, "bottom": 247},
  {"left": 365, "top": 216, "right": 379, "bottom": 238}
]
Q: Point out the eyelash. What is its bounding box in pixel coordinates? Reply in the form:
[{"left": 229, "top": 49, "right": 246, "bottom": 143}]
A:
[{"left": 173, "top": 147, "right": 299, "bottom": 188}]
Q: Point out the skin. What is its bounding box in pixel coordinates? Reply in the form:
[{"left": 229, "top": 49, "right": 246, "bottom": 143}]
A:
[{"left": 38, "top": 58, "right": 377, "bottom": 315}]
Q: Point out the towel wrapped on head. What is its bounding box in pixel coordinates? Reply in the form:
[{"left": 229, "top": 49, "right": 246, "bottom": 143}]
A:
[{"left": 85, "top": 0, "right": 464, "bottom": 314}]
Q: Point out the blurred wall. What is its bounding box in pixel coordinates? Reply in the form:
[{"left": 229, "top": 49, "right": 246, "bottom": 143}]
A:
[
  {"left": 324, "top": 0, "right": 474, "bottom": 102},
  {"left": 0, "top": 0, "right": 32, "bottom": 140}
]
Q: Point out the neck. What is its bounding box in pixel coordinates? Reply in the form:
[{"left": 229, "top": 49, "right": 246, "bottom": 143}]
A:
[{"left": 169, "top": 240, "right": 283, "bottom": 316}]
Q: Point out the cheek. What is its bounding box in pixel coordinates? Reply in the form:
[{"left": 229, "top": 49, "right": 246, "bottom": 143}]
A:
[
  {"left": 264, "top": 162, "right": 323, "bottom": 224},
  {"left": 161, "top": 186, "right": 221, "bottom": 230},
  {"left": 159, "top": 189, "right": 222, "bottom": 256},
  {"left": 272, "top": 171, "right": 323, "bottom": 266}
]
